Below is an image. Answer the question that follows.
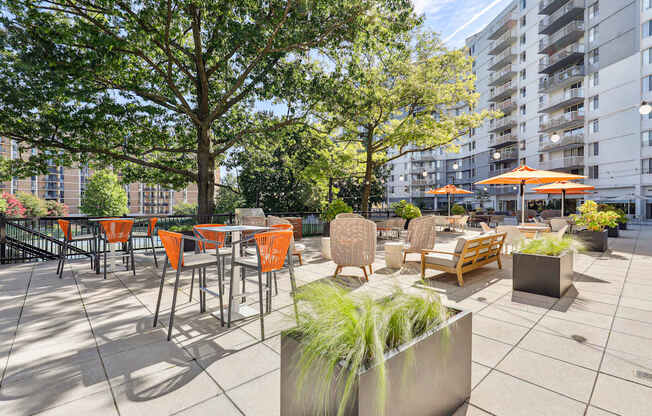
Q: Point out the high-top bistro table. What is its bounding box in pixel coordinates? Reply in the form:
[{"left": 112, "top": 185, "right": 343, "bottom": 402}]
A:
[{"left": 87, "top": 218, "right": 126, "bottom": 273}]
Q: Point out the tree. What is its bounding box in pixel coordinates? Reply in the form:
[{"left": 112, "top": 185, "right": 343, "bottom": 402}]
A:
[
  {"left": 214, "top": 173, "right": 245, "bottom": 214},
  {"left": 79, "top": 170, "right": 128, "bottom": 216},
  {"left": 16, "top": 192, "right": 48, "bottom": 217},
  {"left": 317, "top": 31, "right": 498, "bottom": 211},
  {"left": 0, "top": 0, "right": 416, "bottom": 218},
  {"left": 336, "top": 164, "right": 388, "bottom": 210}
]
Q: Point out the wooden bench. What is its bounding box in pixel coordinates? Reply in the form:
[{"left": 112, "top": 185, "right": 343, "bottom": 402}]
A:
[{"left": 421, "top": 233, "right": 506, "bottom": 286}]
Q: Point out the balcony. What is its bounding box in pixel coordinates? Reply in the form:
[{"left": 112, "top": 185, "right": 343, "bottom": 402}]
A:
[
  {"left": 538, "top": 0, "right": 585, "bottom": 35},
  {"left": 539, "top": 111, "right": 584, "bottom": 133},
  {"left": 488, "top": 116, "right": 518, "bottom": 133},
  {"left": 539, "top": 132, "right": 584, "bottom": 151},
  {"left": 488, "top": 47, "right": 517, "bottom": 71},
  {"left": 488, "top": 30, "right": 517, "bottom": 56},
  {"left": 488, "top": 13, "right": 517, "bottom": 40},
  {"left": 490, "top": 133, "right": 519, "bottom": 149},
  {"left": 488, "top": 65, "right": 517, "bottom": 87},
  {"left": 496, "top": 99, "right": 518, "bottom": 115},
  {"left": 538, "top": 43, "right": 585, "bottom": 74},
  {"left": 489, "top": 82, "right": 517, "bottom": 102},
  {"left": 491, "top": 184, "right": 519, "bottom": 195},
  {"left": 539, "top": 88, "right": 584, "bottom": 113},
  {"left": 539, "top": 0, "right": 571, "bottom": 15},
  {"left": 491, "top": 147, "right": 519, "bottom": 162},
  {"left": 539, "top": 20, "right": 585, "bottom": 55},
  {"left": 538, "top": 65, "right": 585, "bottom": 93},
  {"left": 540, "top": 155, "right": 584, "bottom": 170}
]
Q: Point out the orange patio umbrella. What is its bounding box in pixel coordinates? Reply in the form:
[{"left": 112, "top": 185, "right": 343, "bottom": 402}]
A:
[
  {"left": 475, "top": 165, "right": 586, "bottom": 223},
  {"left": 533, "top": 181, "right": 595, "bottom": 217},
  {"left": 426, "top": 184, "right": 473, "bottom": 216}
]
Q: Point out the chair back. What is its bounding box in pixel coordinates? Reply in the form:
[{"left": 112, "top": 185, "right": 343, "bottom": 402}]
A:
[
  {"left": 100, "top": 219, "right": 134, "bottom": 244},
  {"left": 159, "top": 230, "right": 183, "bottom": 270},
  {"left": 335, "top": 213, "right": 363, "bottom": 219},
  {"left": 242, "top": 216, "right": 267, "bottom": 227},
  {"left": 193, "top": 224, "right": 226, "bottom": 251},
  {"left": 253, "top": 230, "right": 293, "bottom": 273},
  {"left": 555, "top": 225, "right": 569, "bottom": 239},
  {"left": 549, "top": 218, "right": 568, "bottom": 232},
  {"left": 57, "top": 219, "right": 71, "bottom": 241},
  {"left": 330, "top": 218, "right": 376, "bottom": 267},
  {"left": 406, "top": 216, "right": 436, "bottom": 251},
  {"left": 496, "top": 225, "right": 524, "bottom": 247},
  {"left": 480, "top": 222, "right": 493, "bottom": 234},
  {"left": 454, "top": 233, "right": 506, "bottom": 265},
  {"left": 147, "top": 217, "right": 158, "bottom": 237}
]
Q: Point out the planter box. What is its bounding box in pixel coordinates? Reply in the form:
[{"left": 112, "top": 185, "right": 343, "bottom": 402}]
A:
[
  {"left": 321, "top": 237, "right": 332, "bottom": 260},
  {"left": 577, "top": 230, "right": 608, "bottom": 252},
  {"left": 607, "top": 226, "right": 619, "bottom": 238},
  {"left": 322, "top": 221, "right": 330, "bottom": 237},
  {"left": 618, "top": 222, "right": 627, "bottom": 230},
  {"left": 513, "top": 251, "right": 573, "bottom": 298},
  {"left": 281, "top": 309, "right": 472, "bottom": 416},
  {"left": 180, "top": 230, "right": 196, "bottom": 252}
]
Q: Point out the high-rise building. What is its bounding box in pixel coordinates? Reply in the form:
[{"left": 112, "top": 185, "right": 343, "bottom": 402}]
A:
[
  {"left": 387, "top": 0, "right": 652, "bottom": 220},
  {"left": 0, "top": 138, "right": 202, "bottom": 215}
]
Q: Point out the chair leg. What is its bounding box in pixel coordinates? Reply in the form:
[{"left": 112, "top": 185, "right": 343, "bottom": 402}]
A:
[
  {"left": 369, "top": 264, "right": 373, "bottom": 274},
  {"left": 297, "top": 253, "right": 303, "bottom": 266},
  {"left": 167, "top": 266, "right": 183, "bottom": 341},
  {"left": 58, "top": 241, "right": 66, "bottom": 279},
  {"left": 130, "top": 238, "right": 136, "bottom": 276},
  {"left": 153, "top": 257, "right": 168, "bottom": 328},
  {"left": 403, "top": 252, "right": 407, "bottom": 264},
  {"left": 216, "top": 259, "right": 225, "bottom": 326},
  {"left": 150, "top": 236, "right": 158, "bottom": 268},
  {"left": 455, "top": 268, "right": 464, "bottom": 287},
  {"left": 273, "top": 272, "right": 278, "bottom": 295},
  {"left": 361, "top": 267, "right": 369, "bottom": 282},
  {"left": 103, "top": 239, "right": 107, "bottom": 280},
  {"left": 189, "top": 269, "right": 195, "bottom": 302},
  {"left": 333, "top": 265, "right": 340, "bottom": 278},
  {"left": 227, "top": 257, "right": 235, "bottom": 328},
  {"left": 497, "top": 254, "right": 503, "bottom": 270},
  {"left": 256, "top": 267, "right": 265, "bottom": 340}
]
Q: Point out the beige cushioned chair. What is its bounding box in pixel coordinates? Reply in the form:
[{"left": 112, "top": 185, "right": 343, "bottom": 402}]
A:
[
  {"left": 403, "top": 216, "right": 436, "bottom": 263},
  {"left": 331, "top": 217, "right": 376, "bottom": 282}
]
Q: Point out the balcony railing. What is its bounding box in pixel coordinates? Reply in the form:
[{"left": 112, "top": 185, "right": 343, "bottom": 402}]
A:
[
  {"left": 540, "top": 156, "right": 584, "bottom": 170},
  {"left": 489, "top": 82, "right": 517, "bottom": 102},
  {"left": 538, "top": 65, "right": 585, "bottom": 92},
  {"left": 496, "top": 99, "right": 518, "bottom": 114},
  {"left": 489, "top": 116, "right": 518, "bottom": 133},
  {"left": 491, "top": 148, "right": 519, "bottom": 161},
  {"left": 488, "top": 47, "right": 517, "bottom": 71},
  {"left": 539, "top": 0, "right": 572, "bottom": 15},
  {"left": 538, "top": 0, "right": 585, "bottom": 35},
  {"left": 488, "top": 30, "right": 517, "bottom": 56},
  {"left": 539, "top": 43, "right": 585, "bottom": 74},
  {"left": 539, "top": 132, "right": 584, "bottom": 151},
  {"left": 539, "top": 87, "right": 584, "bottom": 113},
  {"left": 539, "top": 111, "right": 584, "bottom": 133},
  {"left": 490, "top": 133, "right": 519, "bottom": 148},
  {"left": 488, "top": 12, "right": 517, "bottom": 40},
  {"left": 488, "top": 65, "right": 517, "bottom": 87},
  {"left": 539, "top": 20, "right": 585, "bottom": 55}
]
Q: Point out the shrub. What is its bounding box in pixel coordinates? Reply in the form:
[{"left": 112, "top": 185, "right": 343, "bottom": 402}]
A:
[
  {"left": 321, "top": 199, "right": 352, "bottom": 222},
  {"left": 0, "top": 193, "right": 26, "bottom": 217},
  {"left": 79, "top": 170, "right": 129, "bottom": 216},
  {"left": 519, "top": 235, "right": 584, "bottom": 256},
  {"left": 172, "top": 202, "right": 197, "bottom": 215},
  {"left": 571, "top": 200, "right": 618, "bottom": 232},
  {"left": 168, "top": 224, "right": 194, "bottom": 232},
  {"left": 392, "top": 200, "right": 421, "bottom": 219},
  {"left": 16, "top": 192, "right": 48, "bottom": 218},
  {"left": 289, "top": 283, "right": 449, "bottom": 416},
  {"left": 598, "top": 204, "right": 628, "bottom": 224},
  {"left": 0, "top": 198, "right": 7, "bottom": 215},
  {"left": 46, "top": 200, "right": 69, "bottom": 217},
  {"left": 451, "top": 204, "right": 466, "bottom": 215}
]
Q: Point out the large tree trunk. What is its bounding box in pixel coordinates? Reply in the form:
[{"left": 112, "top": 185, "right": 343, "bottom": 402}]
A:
[
  {"left": 361, "top": 131, "right": 374, "bottom": 213},
  {"left": 197, "top": 124, "right": 216, "bottom": 221}
]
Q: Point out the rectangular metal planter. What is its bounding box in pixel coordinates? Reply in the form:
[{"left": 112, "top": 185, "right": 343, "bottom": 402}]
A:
[
  {"left": 577, "top": 230, "right": 609, "bottom": 252},
  {"left": 513, "top": 251, "right": 573, "bottom": 298},
  {"left": 280, "top": 308, "right": 472, "bottom": 416},
  {"left": 607, "top": 226, "right": 619, "bottom": 238},
  {"left": 618, "top": 222, "right": 627, "bottom": 231}
]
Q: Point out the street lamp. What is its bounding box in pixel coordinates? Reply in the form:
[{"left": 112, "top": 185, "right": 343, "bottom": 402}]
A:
[
  {"left": 422, "top": 171, "right": 427, "bottom": 177},
  {"left": 399, "top": 175, "right": 404, "bottom": 181},
  {"left": 640, "top": 101, "right": 652, "bottom": 115},
  {"left": 550, "top": 133, "right": 561, "bottom": 143},
  {"left": 493, "top": 151, "right": 501, "bottom": 160},
  {"left": 453, "top": 162, "right": 459, "bottom": 170}
]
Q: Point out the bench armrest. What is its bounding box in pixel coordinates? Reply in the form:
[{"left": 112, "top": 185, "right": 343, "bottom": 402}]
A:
[{"left": 421, "top": 249, "right": 456, "bottom": 255}]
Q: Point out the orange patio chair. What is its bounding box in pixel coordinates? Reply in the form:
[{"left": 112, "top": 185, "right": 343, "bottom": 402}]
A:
[
  {"left": 56, "top": 219, "right": 95, "bottom": 279},
  {"left": 131, "top": 217, "right": 159, "bottom": 268},
  {"left": 192, "top": 224, "right": 230, "bottom": 301},
  {"left": 153, "top": 230, "right": 225, "bottom": 341},
  {"left": 99, "top": 219, "right": 136, "bottom": 280}
]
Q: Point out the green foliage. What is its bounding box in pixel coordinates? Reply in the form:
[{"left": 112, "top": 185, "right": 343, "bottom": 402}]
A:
[
  {"left": 0, "top": 193, "right": 26, "bottom": 217},
  {"left": 519, "top": 235, "right": 584, "bottom": 256},
  {"left": 79, "top": 170, "right": 128, "bottom": 217},
  {"left": 391, "top": 200, "right": 408, "bottom": 217},
  {"left": 288, "top": 282, "right": 449, "bottom": 416},
  {"left": 15, "top": 192, "right": 47, "bottom": 218},
  {"left": 168, "top": 224, "right": 194, "bottom": 232},
  {"left": 598, "top": 204, "right": 628, "bottom": 224},
  {"left": 451, "top": 204, "right": 466, "bottom": 215},
  {"left": 322, "top": 199, "right": 353, "bottom": 222},
  {"left": 172, "top": 202, "right": 197, "bottom": 216},
  {"left": 46, "top": 200, "right": 69, "bottom": 217},
  {"left": 0, "top": 197, "right": 8, "bottom": 215},
  {"left": 214, "top": 173, "right": 245, "bottom": 214},
  {"left": 336, "top": 164, "right": 389, "bottom": 210},
  {"left": 571, "top": 200, "right": 618, "bottom": 232},
  {"left": 391, "top": 200, "right": 421, "bottom": 219}
]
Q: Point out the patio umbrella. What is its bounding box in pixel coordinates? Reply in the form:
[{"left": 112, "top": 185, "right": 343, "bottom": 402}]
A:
[
  {"left": 533, "top": 181, "right": 595, "bottom": 216},
  {"left": 426, "top": 184, "right": 473, "bottom": 216},
  {"left": 475, "top": 165, "right": 586, "bottom": 224}
]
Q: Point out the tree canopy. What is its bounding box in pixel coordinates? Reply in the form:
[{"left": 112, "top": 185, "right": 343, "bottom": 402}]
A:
[
  {"left": 0, "top": 0, "right": 417, "bottom": 216},
  {"left": 79, "top": 169, "right": 128, "bottom": 216}
]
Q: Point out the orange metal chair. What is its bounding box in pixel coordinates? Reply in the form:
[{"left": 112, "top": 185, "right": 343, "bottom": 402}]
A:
[
  {"left": 192, "top": 224, "right": 229, "bottom": 301},
  {"left": 269, "top": 223, "right": 305, "bottom": 265},
  {"left": 153, "top": 230, "right": 225, "bottom": 341},
  {"left": 99, "top": 219, "right": 136, "bottom": 280},
  {"left": 229, "top": 230, "right": 295, "bottom": 340},
  {"left": 131, "top": 217, "right": 159, "bottom": 268},
  {"left": 56, "top": 219, "right": 95, "bottom": 278}
]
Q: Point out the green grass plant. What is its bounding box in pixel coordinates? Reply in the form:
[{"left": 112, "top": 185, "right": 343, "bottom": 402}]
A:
[
  {"left": 288, "top": 282, "right": 449, "bottom": 416},
  {"left": 519, "top": 235, "right": 583, "bottom": 256}
]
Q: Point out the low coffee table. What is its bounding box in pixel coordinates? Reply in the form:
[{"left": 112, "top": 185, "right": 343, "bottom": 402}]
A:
[{"left": 384, "top": 242, "right": 404, "bottom": 269}]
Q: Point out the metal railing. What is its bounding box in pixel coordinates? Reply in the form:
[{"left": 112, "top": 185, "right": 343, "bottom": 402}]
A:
[
  {"left": 540, "top": 156, "right": 584, "bottom": 170},
  {"left": 539, "top": 20, "right": 584, "bottom": 53},
  {"left": 540, "top": 132, "right": 584, "bottom": 151},
  {"left": 539, "top": 111, "right": 584, "bottom": 132},
  {"left": 539, "top": 43, "right": 585, "bottom": 73},
  {"left": 538, "top": 0, "right": 585, "bottom": 34},
  {"left": 539, "top": 65, "right": 585, "bottom": 92}
]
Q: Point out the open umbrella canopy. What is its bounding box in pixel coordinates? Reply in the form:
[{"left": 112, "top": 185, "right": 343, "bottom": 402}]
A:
[
  {"left": 532, "top": 181, "right": 595, "bottom": 194},
  {"left": 475, "top": 165, "right": 586, "bottom": 185},
  {"left": 426, "top": 184, "right": 474, "bottom": 195}
]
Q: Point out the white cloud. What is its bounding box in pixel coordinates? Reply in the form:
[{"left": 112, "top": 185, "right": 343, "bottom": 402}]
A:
[
  {"left": 443, "top": 0, "right": 508, "bottom": 43},
  {"left": 412, "top": 0, "right": 457, "bottom": 15}
]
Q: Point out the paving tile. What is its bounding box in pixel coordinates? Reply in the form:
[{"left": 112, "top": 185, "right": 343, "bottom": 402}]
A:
[
  {"left": 590, "top": 373, "right": 652, "bottom": 416},
  {"left": 616, "top": 305, "right": 652, "bottom": 324},
  {"left": 534, "top": 316, "right": 610, "bottom": 346},
  {"left": 472, "top": 315, "right": 530, "bottom": 345},
  {"left": 477, "top": 304, "right": 541, "bottom": 328},
  {"left": 471, "top": 334, "right": 511, "bottom": 368},
  {"left": 30, "top": 389, "right": 118, "bottom": 416},
  {"left": 175, "top": 394, "right": 242, "bottom": 416},
  {"left": 452, "top": 403, "right": 493, "bottom": 415},
  {"left": 585, "top": 406, "right": 619, "bottom": 416},
  {"left": 470, "top": 370, "right": 586, "bottom": 416},
  {"left": 612, "top": 316, "right": 652, "bottom": 339},
  {"left": 518, "top": 330, "right": 604, "bottom": 370},
  {"left": 471, "top": 362, "right": 491, "bottom": 389},
  {"left": 497, "top": 348, "right": 597, "bottom": 402},
  {"left": 227, "top": 368, "right": 279, "bottom": 416}
]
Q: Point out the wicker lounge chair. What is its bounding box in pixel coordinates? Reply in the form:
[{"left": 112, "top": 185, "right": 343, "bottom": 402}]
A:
[
  {"left": 403, "top": 216, "right": 436, "bottom": 263},
  {"left": 330, "top": 217, "right": 376, "bottom": 282}
]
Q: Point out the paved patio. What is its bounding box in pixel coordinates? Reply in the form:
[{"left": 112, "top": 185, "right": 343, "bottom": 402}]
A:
[{"left": 1, "top": 227, "right": 651, "bottom": 415}]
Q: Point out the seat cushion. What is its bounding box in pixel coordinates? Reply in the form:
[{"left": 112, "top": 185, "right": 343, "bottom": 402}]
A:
[
  {"left": 182, "top": 253, "right": 218, "bottom": 268},
  {"left": 423, "top": 254, "right": 457, "bottom": 268}
]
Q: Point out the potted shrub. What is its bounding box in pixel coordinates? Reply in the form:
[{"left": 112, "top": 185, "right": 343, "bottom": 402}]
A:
[
  {"left": 321, "top": 199, "right": 353, "bottom": 236},
  {"left": 451, "top": 204, "right": 466, "bottom": 216},
  {"left": 513, "top": 235, "right": 583, "bottom": 298},
  {"left": 615, "top": 208, "right": 628, "bottom": 230},
  {"left": 168, "top": 224, "right": 197, "bottom": 252},
  {"left": 392, "top": 200, "right": 421, "bottom": 229},
  {"left": 281, "top": 283, "right": 471, "bottom": 416},
  {"left": 571, "top": 201, "right": 618, "bottom": 252},
  {"left": 598, "top": 204, "right": 620, "bottom": 237}
]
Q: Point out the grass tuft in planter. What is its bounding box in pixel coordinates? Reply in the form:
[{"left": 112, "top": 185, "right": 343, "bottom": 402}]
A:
[
  {"left": 285, "top": 282, "right": 452, "bottom": 416},
  {"left": 518, "top": 235, "right": 583, "bottom": 256}
]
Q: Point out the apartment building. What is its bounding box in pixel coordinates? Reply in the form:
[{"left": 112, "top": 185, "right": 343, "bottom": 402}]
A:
[
  {"left": 0, "top": 138, "right": 200, "bottom": 215},
  {"left": 387, "top": 0, "right": 652, "bottom": 220}
]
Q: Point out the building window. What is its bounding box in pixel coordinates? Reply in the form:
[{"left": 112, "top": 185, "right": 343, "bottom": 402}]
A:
[
  {"left": 520, "top": 105, "right": 526, "bottom": 115},
  {"left": 520, "top": 69, "right": 526, "bottom": 80},
  {"left": 589, "top": 2, "right": 599, "bottom": 19},
  {"left": 645, "top": 0, "right": 652, "bottom": 11},
  {"left": 521, "top": 15, "right": 526, "bottom": 26},
  {"left": 591, "top": 119, "right": 599, "bottom": 133},
  {"left": 590, "top": 71, "right": 599, "bottom": 87},
  {"left": 538, "top": 95, "right": 544, "bottom": 106},
  {"left": 519, "top": 140, "right": 526, "bottom": 150},
  {"left": 644, "top": 48, "right": 652, "bottom": 65},
  {"left": 588, "top": 165, "right": 599, "bottom": 179},
  {"left": 520, "top": 122, "right": 526, "bottom": 134},
  {"left": 642, "top": 130, "right": 652, "bottom": 147},
  {"left": 589, "top": 25, "right": 598, "bottom": 43},
  {"left": 589, "top": 142, "right": 599, "bottom": 156},
  {"left": 520, "top": 87, "right": 526, "bottom": 98},
  {"left": 643, "top": 20, "right": 652, "bottom": 38},
  {"left": 520, "top": 157, "right": 526, "bottom": 165},
  {"left": 539, "top": 153, "right": 544, "bottom": 162},
  {"left": 643, "top": 158, "right": 652, "bottom": 174},
  {"left": 589, "top": 48, "right": 599, "bottom": 65},
  {"left": 521, "top": 0, "right": 526, "bottom": 9},
  {"left": 644, "top": 75, "right": 652, "bottom": 92},
  {"left": 520, "top": 34, "right": 526, "bottom": 45},
  {"left": 520, "top": 51, "right": 526, "bottom": 63},
  {"left": 590, "top": 95, "right": 599, "bottom": 111}
]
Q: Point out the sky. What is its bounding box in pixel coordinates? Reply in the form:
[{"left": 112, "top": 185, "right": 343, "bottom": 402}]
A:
[{"left": 414, "top": 0, "right": 514, "bottom": 47}]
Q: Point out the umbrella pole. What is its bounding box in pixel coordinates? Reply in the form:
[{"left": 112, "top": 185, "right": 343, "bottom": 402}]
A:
[
  {"left": 448, "top": 193, "right": 451, "bottom": 216},
  {"left": 520, "top": 181, "right": 525, "bottom": 224},
  {"left": 561, "top": 189, "right": 566, "bottom": 217}
]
